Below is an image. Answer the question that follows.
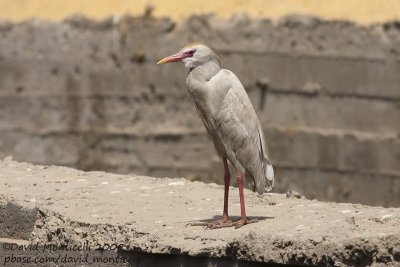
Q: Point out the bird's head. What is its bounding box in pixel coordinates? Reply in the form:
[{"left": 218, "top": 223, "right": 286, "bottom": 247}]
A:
[{"left": 157, "top": 43, "right": 221, "bottom": 69}]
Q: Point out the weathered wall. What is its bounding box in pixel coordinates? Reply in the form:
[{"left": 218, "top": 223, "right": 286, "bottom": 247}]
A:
[{"left": 0, "top": 14, "right": 399, "bottom": 207}]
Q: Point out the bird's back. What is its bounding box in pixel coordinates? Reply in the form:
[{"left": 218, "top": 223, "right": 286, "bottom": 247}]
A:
[{"left": 187, "top": 67, "right": 274, "bottom": 194}]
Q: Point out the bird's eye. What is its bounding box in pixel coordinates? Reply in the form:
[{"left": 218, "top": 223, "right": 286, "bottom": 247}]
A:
[{"left": 185, "top": 50, "right": 195, "bottom": 56}]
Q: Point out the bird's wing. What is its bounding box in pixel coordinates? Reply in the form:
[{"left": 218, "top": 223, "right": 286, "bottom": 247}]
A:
[{"left": 208, "top": 69, "right": 274, "bottom": 193}]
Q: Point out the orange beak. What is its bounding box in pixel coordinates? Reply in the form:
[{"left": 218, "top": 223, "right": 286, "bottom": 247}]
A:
[{"left": 157, "top": 52, "right": 185, "bottom": 64}]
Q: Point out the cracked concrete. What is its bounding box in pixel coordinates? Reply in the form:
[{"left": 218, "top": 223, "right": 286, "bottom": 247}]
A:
[{"left": 0, "top": 158, "right": 399, "bottom": 266}]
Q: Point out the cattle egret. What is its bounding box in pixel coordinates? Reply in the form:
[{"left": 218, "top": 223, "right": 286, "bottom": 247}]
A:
[{"left": 157, "top": 43, "right": 274, "bottom": 229}]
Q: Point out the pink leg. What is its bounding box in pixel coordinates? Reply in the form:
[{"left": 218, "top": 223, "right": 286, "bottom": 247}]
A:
[
  {"left": 187, "top": 164, "right": 258, "bottom": 229},
  {"left": 204, "top": 168, "right": 258, "bottom": 229},
  {"left": 187, "top": 157, "right": 232, "bottom": 227},
  {"left": 234, "top": 168, "right": 258, "bottom": 228}
]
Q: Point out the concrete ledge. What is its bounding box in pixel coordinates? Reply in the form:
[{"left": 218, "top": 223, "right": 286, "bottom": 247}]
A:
[
  {"left": 0, "top": 158, "right": 399, "bottom": 266},
  {"left": 0, "top": 15, "right": 399, "bottom": 209}
]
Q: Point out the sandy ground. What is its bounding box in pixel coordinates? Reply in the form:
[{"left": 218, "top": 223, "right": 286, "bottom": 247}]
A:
[
  {"left": 0, "top": 158, "right": 400, "bottom": 265},
  {"left": 0, "top": 0, "right": 399, "bottom": 23}
]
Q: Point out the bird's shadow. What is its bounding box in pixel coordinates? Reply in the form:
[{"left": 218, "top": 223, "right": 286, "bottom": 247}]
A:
[{"left": 184, "top": 215, "right": 274, "bottom": 224}]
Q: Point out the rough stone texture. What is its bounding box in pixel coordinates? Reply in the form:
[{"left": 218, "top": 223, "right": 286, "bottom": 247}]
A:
[
  {"left": 0, "top": 159, "right": 399, "bottom": 266},
  {"left": 0, "top": 15, "right": 399, "bottom": 207}
]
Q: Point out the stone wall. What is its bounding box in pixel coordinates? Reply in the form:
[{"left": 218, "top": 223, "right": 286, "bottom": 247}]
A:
[{"left": 0, "top": 14, "right": 399, "bottom": 206}]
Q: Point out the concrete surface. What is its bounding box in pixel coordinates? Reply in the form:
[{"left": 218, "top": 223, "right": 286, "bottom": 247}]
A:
[
  {"left": 0, "top": 15, "right": 399, "bottom": 207},
  {"left": 0, "top": 158, "right": 399, "bottom": 266}
]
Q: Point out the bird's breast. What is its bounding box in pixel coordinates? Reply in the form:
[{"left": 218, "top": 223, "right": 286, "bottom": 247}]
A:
[{"left": 187, "top": 89, "right": 227, "bottom": 156}]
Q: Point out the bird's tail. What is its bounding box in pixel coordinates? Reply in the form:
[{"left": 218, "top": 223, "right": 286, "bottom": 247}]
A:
[
  {"left": 252, "top": 158, "right": 274, "bottom": 195},
  {"left": 264, "top": 161, "right": 274, "bottom": 192},
  {"left": 257, "top": 127, "right": 274, "bottom": 193}
]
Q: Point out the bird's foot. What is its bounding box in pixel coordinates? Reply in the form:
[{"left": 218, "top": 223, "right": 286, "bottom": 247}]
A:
[
  {"left": 186, "top": 218, "right": 232, "bottom": 229},
  {"left": 186, "top": 218, "right": 258, "bottom": 229},
  {"left": 211, "top": 218, "right": 258, "bottom": 229}
]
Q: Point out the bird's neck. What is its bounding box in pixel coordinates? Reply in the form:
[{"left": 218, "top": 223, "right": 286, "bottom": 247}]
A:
[{"left": 188, "top": 60, "right": 221, "bottom": 82}]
